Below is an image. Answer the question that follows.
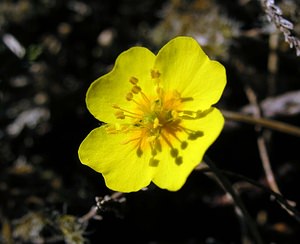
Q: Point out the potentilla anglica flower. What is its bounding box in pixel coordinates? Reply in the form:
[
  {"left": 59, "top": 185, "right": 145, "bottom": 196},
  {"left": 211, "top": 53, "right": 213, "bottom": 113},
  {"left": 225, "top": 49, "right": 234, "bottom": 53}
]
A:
[{"left": 78, "top": 36, "right": 226, "bottom": 192}]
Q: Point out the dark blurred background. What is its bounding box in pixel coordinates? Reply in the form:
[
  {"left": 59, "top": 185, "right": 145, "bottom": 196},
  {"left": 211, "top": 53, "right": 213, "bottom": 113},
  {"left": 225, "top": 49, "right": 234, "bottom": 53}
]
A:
[{"left": 1, "top": 0, "right": 300, "bottom": 243}]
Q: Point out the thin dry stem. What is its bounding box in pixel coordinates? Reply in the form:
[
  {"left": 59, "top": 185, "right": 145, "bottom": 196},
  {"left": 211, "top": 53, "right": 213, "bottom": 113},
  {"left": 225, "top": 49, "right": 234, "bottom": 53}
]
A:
[
  {"left": 244, "top": 85, "right": 296, "bottom": 216},
  {"left": 78, "top": 206, "right": 102, "bottom": 223},
  {"left": 244, "top": 86, "right": 281, "bottom": 193},
  {"left": 222, "top": 110, "right": 300, "bottom": 137},
  {"left": 267, "top": 31, "right": 279, "bottom": 95}
]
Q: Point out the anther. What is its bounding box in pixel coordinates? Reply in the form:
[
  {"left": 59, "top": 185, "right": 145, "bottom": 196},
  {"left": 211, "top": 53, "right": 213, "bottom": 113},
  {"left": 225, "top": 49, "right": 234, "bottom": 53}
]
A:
[
  {"left": 105, "top": 124, "right": 120, "bottom": 134},
  {"left": 105, "top": 125, "right": 116, "bottom": 134},
  {"left": 150, "top": 145, "right": 157, "bottom": 156},
  {"left": 170, "top": 148, "right": 179, "bottom": 157},
  {"left": 149, "top": 158, "right": 159, "bottom": 167},
  {"left": 151, "top": 69, "right": 161, "bottom": 79},
  {"left": 129, "top": 76, "right": 138, "bottom": 85},
  {"left": 180, "top": 97, "right": 194, "bottom": 102},
  {"left": 126, "top": 92, "right": 133, "bottom": 101},
  {"left": 131, "top": 85, "right": 141, "bottom": 94},
  {"left": 115, "top": 111, "right": 125, "bottom": 119},
  {"left": 181, "top": 141, "right": 188, "bottom": 149}
]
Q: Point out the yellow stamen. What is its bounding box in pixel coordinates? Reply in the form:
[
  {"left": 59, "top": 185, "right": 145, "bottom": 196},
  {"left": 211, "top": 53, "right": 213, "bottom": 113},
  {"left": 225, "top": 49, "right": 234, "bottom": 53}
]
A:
[
  {"left": 110, "top": 85, "right": 200, "bottom": 157},
  {"left": 121, "top": 137, "right": 141, "bottom": 145},
  {"left": 115, "top": 111, "right": 125, "bottom": 119},
  {"left": 129, "top": 76, "right": 138, "bottom": 85},
  {"left": 131, "top": 85, "right": 141, "bottom": 94},
  {"left": 112, "top": 105, "right": 141, "bottom": 116},
  {"left": 126, "top": 92, "right": 133, "bottom": 101},
  {"left": 151, "top": 69, "right": 160, "bottom": 79}
]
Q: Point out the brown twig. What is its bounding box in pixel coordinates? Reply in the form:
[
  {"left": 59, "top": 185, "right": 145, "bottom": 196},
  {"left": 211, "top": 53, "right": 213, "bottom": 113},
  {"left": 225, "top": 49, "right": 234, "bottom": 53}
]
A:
[
  {"left": 267, "top": 31, "right": 279, "bottom": 95},
  {"left": 197, "top": 166, "right": 300, "bottom": 222},
  {"left": 78, "top": 192, "right": 126, "bottom": 224},
  {"left": 244, "top": 86, "right": 281, "bottom": 193},
  {"left": 222, "top": 110, "right": 300, "bottom": 137},
  {"left": 244, "top": 86, "right": 296, "bottom": 217},
  {"left": 78, "top": 206, "right": 102, "bottom": 223}
]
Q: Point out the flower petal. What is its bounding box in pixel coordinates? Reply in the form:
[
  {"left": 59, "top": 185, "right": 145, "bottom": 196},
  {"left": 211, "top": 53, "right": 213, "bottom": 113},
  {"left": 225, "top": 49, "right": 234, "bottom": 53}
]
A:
[
  {"left": 152, "top": 107, "right": 224, "bottom": 191},
  {"left": 87, "top": 47, "right": 156, "bottom": 124},
  {"left": 80, "top": 36, "right": 227, "bottom": 193},
  {"left": 78, "top": 126, "right": 154, "bottom": 192},
  {"left": 154, "top": 36, "right": 226, "bottom": 111}
]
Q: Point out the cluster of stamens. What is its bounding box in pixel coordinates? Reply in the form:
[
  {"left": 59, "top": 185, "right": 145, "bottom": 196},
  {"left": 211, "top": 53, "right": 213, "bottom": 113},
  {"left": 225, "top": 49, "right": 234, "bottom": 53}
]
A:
[{"left": 106, "top": 70, "right": 203, "bottom": 166}]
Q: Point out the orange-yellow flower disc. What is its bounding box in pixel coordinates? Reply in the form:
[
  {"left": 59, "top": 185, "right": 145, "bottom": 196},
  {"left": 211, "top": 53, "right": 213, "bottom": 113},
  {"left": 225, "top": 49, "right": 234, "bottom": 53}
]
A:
[{"left": 78, "top": 36, "right": 226, "bottom": 192}]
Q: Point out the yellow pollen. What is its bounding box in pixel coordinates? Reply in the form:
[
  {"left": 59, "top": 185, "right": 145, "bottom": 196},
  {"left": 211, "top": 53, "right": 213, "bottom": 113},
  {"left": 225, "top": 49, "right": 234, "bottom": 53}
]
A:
[
  {"left": 151, "top": 69, "right": 161, "bottom": 79},
  {"left": 131, "top": 85, "right": 141, "bottom": 94},
  {"left": 115, "top": 111, "right": 125, "bottom": 119},
  {"left": 129, "top": 76, "right": 138, "bottom": 85},
  {"left": 126, "top": 92, "right": 134, "bottom": 101},
  {"left": 105, "top": 126, "right": 116, "bottom": 134},
  {"left": 105, "top": 123, "right": 122, "bottom": 134}
]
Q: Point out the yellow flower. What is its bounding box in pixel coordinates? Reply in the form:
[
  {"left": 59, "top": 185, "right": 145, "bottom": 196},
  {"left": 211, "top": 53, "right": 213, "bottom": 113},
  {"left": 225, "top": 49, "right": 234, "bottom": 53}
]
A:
[{"left": 78, "top": 36, "right": 226, "bottom": 192}]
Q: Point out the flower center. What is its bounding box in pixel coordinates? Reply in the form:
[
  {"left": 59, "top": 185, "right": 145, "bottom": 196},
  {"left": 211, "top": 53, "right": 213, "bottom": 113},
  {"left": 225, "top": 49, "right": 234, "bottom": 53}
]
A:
[{"left": 106, "top": 71, "right": 204, "bottom": 166}]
